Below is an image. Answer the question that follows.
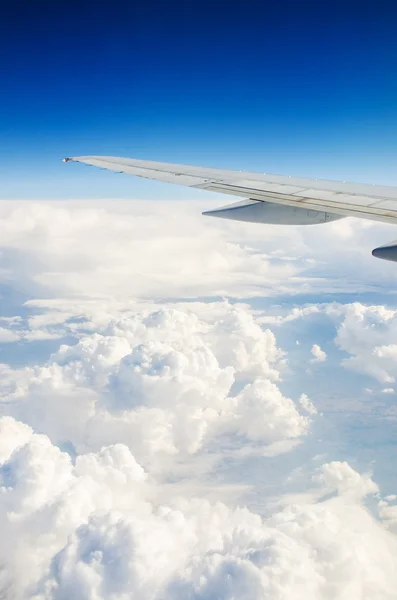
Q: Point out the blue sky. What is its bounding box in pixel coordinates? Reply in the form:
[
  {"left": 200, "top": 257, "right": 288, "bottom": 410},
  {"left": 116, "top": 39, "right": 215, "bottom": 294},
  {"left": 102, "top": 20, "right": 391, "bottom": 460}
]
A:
[{"left": 1, "top": 0, "right": 397, "bottom": 199}]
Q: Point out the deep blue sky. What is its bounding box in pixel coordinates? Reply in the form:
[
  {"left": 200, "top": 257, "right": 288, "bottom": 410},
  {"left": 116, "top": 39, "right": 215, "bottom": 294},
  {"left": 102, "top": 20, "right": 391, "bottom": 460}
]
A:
[{"left": 1, "top": 0, "right": 397, "bottom": 199}]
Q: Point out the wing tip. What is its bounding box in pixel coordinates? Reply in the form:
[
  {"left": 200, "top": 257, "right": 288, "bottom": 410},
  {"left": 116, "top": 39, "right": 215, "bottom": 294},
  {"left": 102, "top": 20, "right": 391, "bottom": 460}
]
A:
[{"left": 63, "top": 156, "right": 84, "bottom": 163}]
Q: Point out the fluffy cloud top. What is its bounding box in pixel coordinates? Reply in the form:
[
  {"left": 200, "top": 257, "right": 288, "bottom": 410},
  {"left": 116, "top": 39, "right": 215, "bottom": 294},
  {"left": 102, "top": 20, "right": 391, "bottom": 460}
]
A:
[
  {"left": 0, "top": 417, "right": 396, "bottom": 600},
  {"left": 0, "top": 200, "right": 396, "bottom": 599},
  {"left": 334, "top": 303, "right": 397, "bottom": 383},
  {"left": 0, "top": 303, "right": 310, "bottom": 470},
  {"left": 261, "top": 301, "right": 397, "bottom": 384}
]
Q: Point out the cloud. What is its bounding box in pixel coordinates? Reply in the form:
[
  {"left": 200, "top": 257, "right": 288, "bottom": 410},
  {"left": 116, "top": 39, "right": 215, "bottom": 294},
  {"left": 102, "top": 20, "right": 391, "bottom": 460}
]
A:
[
  {"left": 0, "top": 201, "right": 397, "bottom": 307},
  {"left": 0, "top": 302, "right": 312, "bottom": 473},
  {"left": 299, "top": 393, "right": 318, "bottom": 415},
  {"left": 0, "top": 418, "right": 395, "bottom": 600},
  {"left": 378, "top": 498, "right": 397, "bottom": 533},
  {"left": 0, "top": 328, "right": 20, "bottom": 342},
  {"left": 0, "top": 201, "right": 299, "bottom": 301},
  {"left": 313, "top": 460, "right": 378, "bottom": 499},
  {"left": 310, "top": 344, "right": 327, "bottom": 363},
  {"left": 260, "top": 301, "right": 397, "bottom": 384},
  {"left": 0, "top": 199, "right": 397, "bottom": 598},
  {"left": 333, "top": 303, "right": 397, "bottom": 383}
]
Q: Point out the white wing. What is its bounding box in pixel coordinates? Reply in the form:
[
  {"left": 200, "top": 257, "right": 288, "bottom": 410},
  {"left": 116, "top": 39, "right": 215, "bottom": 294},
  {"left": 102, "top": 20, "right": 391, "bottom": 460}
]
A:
[{"left": 64, "top": 155, "right": 397, "bottom": 261}]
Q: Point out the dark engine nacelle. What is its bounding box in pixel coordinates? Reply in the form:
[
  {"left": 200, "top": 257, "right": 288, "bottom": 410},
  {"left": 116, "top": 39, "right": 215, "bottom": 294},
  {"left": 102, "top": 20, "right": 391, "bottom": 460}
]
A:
[{"left": 372, "top": 240, "right": 397, "bottom": 262}]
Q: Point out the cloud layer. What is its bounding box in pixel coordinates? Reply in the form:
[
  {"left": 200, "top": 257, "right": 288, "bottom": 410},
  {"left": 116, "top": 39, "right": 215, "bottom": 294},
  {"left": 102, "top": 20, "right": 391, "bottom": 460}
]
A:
[
  {"left": 1, "top": 417, "right": 397, "bottom": 600},
  {"left": 263, "top": 301, "right": 397, "bottom": 386},
  {"left": 1, "top": 199, "right": 396, "bottom": 302},
  {"left": 0, "top": 199, "right": 396, "bottom": 599},
  {"left": 0, "top": 302, "right": 311, "bottom": 472}
]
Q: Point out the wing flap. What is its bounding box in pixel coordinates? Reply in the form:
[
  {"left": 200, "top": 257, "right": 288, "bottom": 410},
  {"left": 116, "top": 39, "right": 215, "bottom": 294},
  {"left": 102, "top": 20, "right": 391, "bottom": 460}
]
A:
[{"left": 200, "top": 182, "right": 397, "bottom": 224}]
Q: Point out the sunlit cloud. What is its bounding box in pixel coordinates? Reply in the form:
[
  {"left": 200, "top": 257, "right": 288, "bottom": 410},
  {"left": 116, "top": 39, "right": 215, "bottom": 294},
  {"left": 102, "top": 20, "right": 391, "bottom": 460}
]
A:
[{"left": 0, "top": 199, "right": 396, "bottom": 599}]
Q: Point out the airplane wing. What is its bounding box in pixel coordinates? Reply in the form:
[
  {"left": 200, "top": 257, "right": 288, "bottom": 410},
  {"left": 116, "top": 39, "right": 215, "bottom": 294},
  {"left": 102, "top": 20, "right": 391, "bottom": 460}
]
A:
[{"left": 63, "top": 155, "right": 397, "bottom": 261}]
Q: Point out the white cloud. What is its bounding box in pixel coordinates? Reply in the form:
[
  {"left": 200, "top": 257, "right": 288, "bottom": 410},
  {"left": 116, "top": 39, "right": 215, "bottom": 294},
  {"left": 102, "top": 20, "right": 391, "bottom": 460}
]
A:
[
  {"left": 224, "top": 379, "right": 310, "bottom": 443},
  {"left": 0, "top": 201, "right": 300, "bottom": 301},
  {"left": 0, "top": 417, "right": 32, "bottom": 463},
  {"left": 0, "top": 418, "right": 396, "bottom": 600},
  {"left": 260, "top": 301, "right": 397, "bottom": 384},
  {"left": 378, "top": 498, "right": 397, "bottom": 533},
  {"left": 0, "top": 328, "right": 20, "bottom": 343},
  {"left": 299, "top": 393, "right": 318, "bottom": 415},
  {"left": 314, "top": 460, "right": 379, "bottom": 499},
  {"left": 0, "top": 303, "right": 312, "bottom": 471},
  {"left": 0, "top": 199, "right": 397, "bottom": 598},
  {"left": 0, "top": 201, "right": 396, "bottom": 308},
  {"left": 333, "top": 303, "right": 397, "bottom": 383},
  {"left": 310, "top": 343, "right": 327, "bottom": 363}
]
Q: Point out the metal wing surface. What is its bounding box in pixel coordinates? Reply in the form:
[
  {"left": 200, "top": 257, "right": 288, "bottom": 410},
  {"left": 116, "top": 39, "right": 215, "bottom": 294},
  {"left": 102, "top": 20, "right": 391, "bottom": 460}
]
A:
[
  {"left": 64, "top": 155, "right": 397, "bottom": 261},
  {"left": 64, "top": 155, "right": 397, "bottom": 225}
]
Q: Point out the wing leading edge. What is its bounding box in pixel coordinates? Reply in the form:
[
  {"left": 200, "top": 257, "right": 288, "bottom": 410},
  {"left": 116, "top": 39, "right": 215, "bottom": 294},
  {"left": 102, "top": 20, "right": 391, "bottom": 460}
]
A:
[{"left": 63, "top": 156, "right": 397, "bottom": 262}]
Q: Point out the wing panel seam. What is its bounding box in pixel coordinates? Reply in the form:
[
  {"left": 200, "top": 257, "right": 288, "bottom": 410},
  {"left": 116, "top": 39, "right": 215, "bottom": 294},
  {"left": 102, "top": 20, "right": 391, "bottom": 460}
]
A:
[{"left": 202, "top": 183, "right": 397, "bottom": 223}]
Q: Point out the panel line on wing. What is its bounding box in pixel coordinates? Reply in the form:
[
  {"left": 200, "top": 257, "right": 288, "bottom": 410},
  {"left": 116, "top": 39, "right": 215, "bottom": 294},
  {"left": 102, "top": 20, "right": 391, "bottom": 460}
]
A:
[
  {"left": 200, "top": 183, "right": 397, "bottom": 224},
  {"left": 67, "top": 156, "right": 397, "bottom": 201}
]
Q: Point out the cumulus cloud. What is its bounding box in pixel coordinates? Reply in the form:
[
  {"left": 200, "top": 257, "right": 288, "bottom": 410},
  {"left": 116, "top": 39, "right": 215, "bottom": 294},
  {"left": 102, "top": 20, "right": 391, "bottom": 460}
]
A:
[
  {"left": 314, "top": 460, "right": 379, "bottom": 499},
  {"left": 0, "top": 417, "right": 396, "bottom": 600},
  {"left": 0, "top": 303, "right": 311, "bottom": 470},
  {"left": 333, "top": 303, "right": 397, "bottom": 383},
  {"left": 299, "top": 393, "right": 318, "bottom": 415},
  {"left": 0, "top": 199, "right": 397, "bottom": 599},
  {"left": 310, "top": 343, "right": 327, "bottom": 363},
  {"left": 260, "top": 301, "right": 397, "bottom": 384},
  {"left": 379, "top": 498, "right": 397, "bottom": 533}
]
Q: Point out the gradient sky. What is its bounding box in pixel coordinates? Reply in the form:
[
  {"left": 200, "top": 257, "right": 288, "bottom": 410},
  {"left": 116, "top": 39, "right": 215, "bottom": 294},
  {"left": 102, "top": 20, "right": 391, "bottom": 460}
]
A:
[{"left": 1, "top": 0, "right": 397, "bottom": 199}]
